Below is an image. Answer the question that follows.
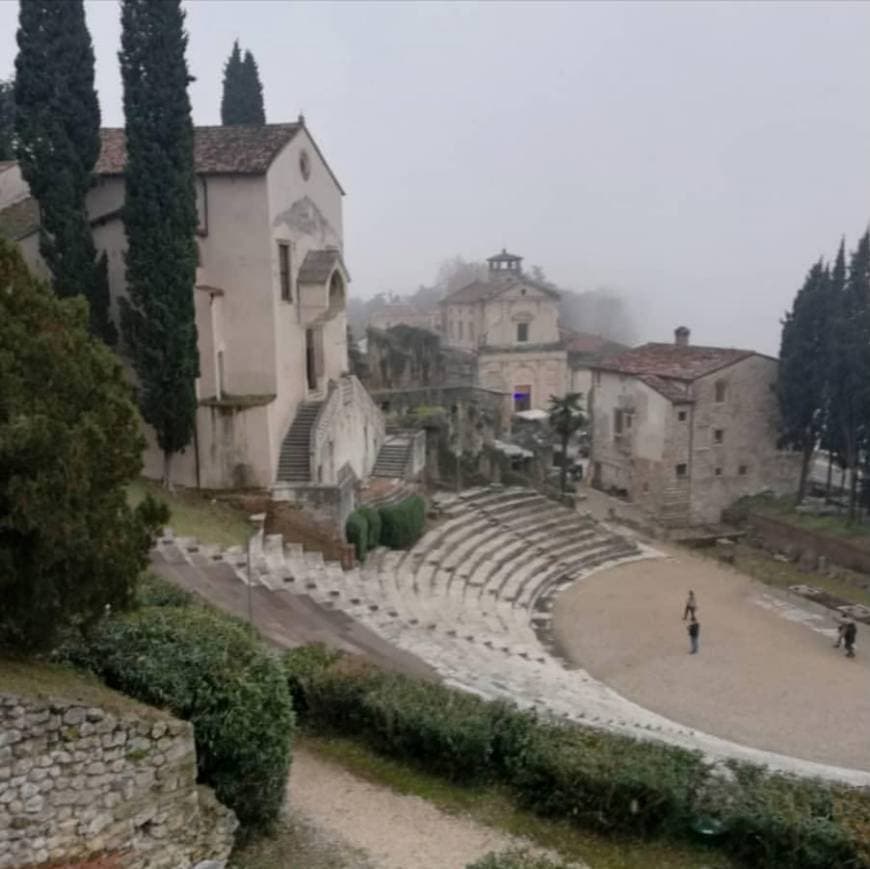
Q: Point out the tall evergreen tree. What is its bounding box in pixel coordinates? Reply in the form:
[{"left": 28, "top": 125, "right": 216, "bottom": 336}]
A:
[
  {"left": 828, "top": 235, "right": 870, "bottom": 520},
  {"left": 777, "top": 260, "right": 829, "bottom": 502},
  {"left": 221, "top": 40, "right": 266, "bottom": 125},
  {"left": 119, "top": 0, "right": 199, "bottom": 486},
  {"left": 14, "top": 0, "right": 115, "bottom": 344},
  {"left": 0, "top": 79, "right": 14, "bottom": 161}
]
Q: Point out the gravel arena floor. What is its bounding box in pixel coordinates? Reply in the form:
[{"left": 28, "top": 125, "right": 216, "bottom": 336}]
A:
[{"left": 552, "top": 546, "right": 870, "bottom": 773}]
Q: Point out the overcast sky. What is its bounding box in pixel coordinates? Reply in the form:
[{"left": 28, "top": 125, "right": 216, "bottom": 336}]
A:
[{"left": 1, "top": 0, "right": 868, "bottom": 354}]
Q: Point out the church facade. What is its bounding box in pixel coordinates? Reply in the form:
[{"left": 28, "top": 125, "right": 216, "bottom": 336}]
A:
[
  {"left": 0, "top": 121, "right": 384, "bottom": 493},
  {"left": 440, "top": 250, "right": 568, "bottom": 411}
]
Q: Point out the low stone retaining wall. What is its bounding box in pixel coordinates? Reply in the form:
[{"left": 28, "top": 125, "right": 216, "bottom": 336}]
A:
[
  {"left": 748, "top": 512, "right": 870, "bottom": 580},
  {"left": 0, "top": 694, "right": 236, "bottom": 869}
]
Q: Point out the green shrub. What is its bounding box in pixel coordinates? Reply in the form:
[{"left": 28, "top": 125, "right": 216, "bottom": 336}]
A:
[
  {"left": 345, "top": 509, "right": 369, "bottom": 562},
  {"left": 360, "top": 505, "right": 381, "bottom": 549},
  {"left": 283, "top": 643, "right": 342, "bottom": 716},
  {"left": 466, "top": 850, "right": 575, "bottom": 869},
  {"left": 283, "top": 643, "right": 870, "bottom": 869},
  {"left": 379, "top": 495, "right": 426, "bottom": 549},
  {"left": 65, "top": 606, "right": 294, "bottom": 834},
  {"left": 135, "top": 572, "right": 194, "bottom": 608}
]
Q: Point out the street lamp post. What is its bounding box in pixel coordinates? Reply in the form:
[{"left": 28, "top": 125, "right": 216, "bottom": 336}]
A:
[{"left": 246, "top": 512, "right": 267, "bottom": 631}]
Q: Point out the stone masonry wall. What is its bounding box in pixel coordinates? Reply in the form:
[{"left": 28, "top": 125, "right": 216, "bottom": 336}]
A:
[{"left": 0, "top": 693, "right": 237, "bottom": 869}]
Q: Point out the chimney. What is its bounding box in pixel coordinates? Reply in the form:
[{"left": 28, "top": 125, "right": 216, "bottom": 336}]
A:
[{"left": 674, "top": 326, "right": 690, "bottom": 348}]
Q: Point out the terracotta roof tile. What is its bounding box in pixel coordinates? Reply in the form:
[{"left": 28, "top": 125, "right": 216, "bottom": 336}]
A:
[
  {"left": 0, "top": 196, "right": 40, "bottom": 241},
  {"left": 596, "top": 342, "right": 756, "bottom": 381},
  {"left": 563, "top": 331, "right": 628, "bottom": 357},
  {"left": 96, "top": 123, "right": 302, "bottom": 175}
]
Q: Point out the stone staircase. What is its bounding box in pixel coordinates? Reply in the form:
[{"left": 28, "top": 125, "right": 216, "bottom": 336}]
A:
[
  {"left": 150, "top": 487, "right": 869, "bottom": 785},
  {"left": 277, "top": 402, "right": 322, "bottom": 483},
  {"left": 372, "top": 435, "right": 413, "bottom": 478}
]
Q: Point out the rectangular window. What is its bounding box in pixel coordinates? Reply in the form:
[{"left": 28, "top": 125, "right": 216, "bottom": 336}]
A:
[
  {"left": 715, "top": 380, "right": 727, "bottom": 403},
  {"left": 458, "top": 321, "right": 464, "bottom": 340},
  {"left": 517, "top": 323, "right": 529, "bottom": 342},
  {"left": 470, "top": 323, "right": 475, "bottom": 342},
  {"left": 714, "top": 428, "right": 724, "bottom": 444},
  {"left": 278, "top": 242, "right": 291, "bottom": 301},
  {"left": 678, "top": 410, "right": 687, "bottom": 421},
  {"left": 614, "top": 409, "right": 624, "bottom": 435},
  {"left": 715, "top": 467, "right": 722, "bottom": 476},
  {"left": 738, "top": 464, "right": 748, "bottom": 475},
  {"left": 513, "top": 385, "right": 531, "bottom": 412},
  {"left": 675, "top": 463, "right": 688, "bottom": 478}
]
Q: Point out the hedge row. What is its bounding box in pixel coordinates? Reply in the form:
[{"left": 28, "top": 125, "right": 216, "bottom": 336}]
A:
[
  {"left": 283, "top": 646, "right": 870, "bottom": 869},
  {"left": 57, "top": 583, "right": 295, "bottom": 836},
  {"left": 345, "top": 496, "right": 425, "bottom": 561}
]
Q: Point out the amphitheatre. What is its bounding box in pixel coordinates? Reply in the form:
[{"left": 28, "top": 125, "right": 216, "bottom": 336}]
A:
[{"left": 153, "top": 484, "right": 870, "bottom": 787}]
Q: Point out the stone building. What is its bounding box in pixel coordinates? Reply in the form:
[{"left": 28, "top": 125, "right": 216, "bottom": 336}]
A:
[
  {"left": 0, "top": 122, "right": 385, "bottom": 496},
  {"left": 440, "top": 249, "right": 567, "bottom": 411},
  {"left": 590, "top": 327, "right": 798, "bottom": 527},
  {"left": 562, "top": 329, "right": 628, "bottom": 412}
]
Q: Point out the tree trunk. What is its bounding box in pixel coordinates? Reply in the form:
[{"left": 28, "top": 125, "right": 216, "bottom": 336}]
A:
[
  {"left": 560, "top": 432, "right": 569, "bottom": 493},
  {"left": 825, "top": 452, "right": 833, "bottom": 498},
  {"left": 162, "top": 450, "right": 173, "bottom": 491},
  {"left": 796, "top": 439, "right": 814, "bottom": 505}
]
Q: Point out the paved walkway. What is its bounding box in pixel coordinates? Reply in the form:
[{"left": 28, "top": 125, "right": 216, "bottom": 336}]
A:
[
  {"left": 285, "top": 747, "right": 581, "bottom": 869},
  {"left": 552, "top": 546, "right": 870, "bottom": 772}
]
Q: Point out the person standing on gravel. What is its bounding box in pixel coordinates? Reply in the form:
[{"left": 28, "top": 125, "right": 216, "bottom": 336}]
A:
[
  {"left": 687, "top": 615, "right": 700, "bottom": 654},
  {"left": 683, "top": 590, "right": 697, "bottom": 621},
  {"left": 843, "top": 620, "right": 857, "bottom": 658}
]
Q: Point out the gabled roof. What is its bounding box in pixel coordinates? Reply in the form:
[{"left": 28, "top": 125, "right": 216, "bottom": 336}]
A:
[
  {"left": 441, "top": 275, "right": 559, "bottom": 305},
  {"left": 96, "top": 123, "right": 302, "bottom": 176},
  {"left": 595, "top": 342, "right": 758, "bottom": 381},
  {"left": 0, "top": 196, "right": 40, "bottom": 241},
  {"left": 297, "top": 248, "right": 349, "bottom": 285}
]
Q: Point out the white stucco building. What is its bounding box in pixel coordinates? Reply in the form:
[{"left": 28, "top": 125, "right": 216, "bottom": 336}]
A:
[
  {"left": 440, "top": 250, "right": 567, "bottom": 411},
  {"left": 590, "top": 327, "right": 798, "bottom": 527},
  {"left": 0, "top": 122, "right": 385, "bottom": 497}
]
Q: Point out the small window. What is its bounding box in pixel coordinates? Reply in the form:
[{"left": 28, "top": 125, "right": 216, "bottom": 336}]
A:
[
  {"left": 715, "top": 380, "right": 727, "bottom": 403},
  {"left": 470, "top": 323, "right": 475, "bottom": 341},
  {"left": 738, "top": 464, "right": 748, "bottom": 476},
  {"left": 278, "top": 242, "right": 291, "bottom": 301},
  {"left": 517, "top": 323, "right": 529, "bottom": 342},
  {"left": 714, "top": 428, "right": 724, "bottom": 444},
  {"left": 458, "top": 321, "right": 464, "bottom": 340},
  {"left": 678, "top": 410, "right": 687, "bottom": 421},
  {"left": 614, "top": 409, "right": 624, "bottom": 435},
  {"left": 675, "top": 463, "right": 688, "bottom": 478},
  {"left": 715, "top": 467, "right": 722, "bottom": 476}
]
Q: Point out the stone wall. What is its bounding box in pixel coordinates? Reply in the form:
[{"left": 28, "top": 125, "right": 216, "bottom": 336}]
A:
[{"left": 0, "top": 694, "right": 236, "bottom": 869}]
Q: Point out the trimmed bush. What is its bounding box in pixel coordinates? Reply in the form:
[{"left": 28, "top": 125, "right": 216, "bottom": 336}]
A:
[
  {"left": 360, "top": 505, "right": 381, "bottom": 549},
  {"left": 135, "top": 571, "right": 194, "bottom": 608},
  {"left": 379, "top": 495, "right": 426, "bottom": 549},
  {"left": 63, "top": 606, "right": 294, "bottom": 834},
  {"left": 283, "top": 644, "right": 870, "bottom": 869},
  {"left": 345, "top": 509, "right": 369, "bottom": 562}
]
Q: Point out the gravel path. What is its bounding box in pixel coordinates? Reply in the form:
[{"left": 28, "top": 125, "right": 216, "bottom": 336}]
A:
[
  {"left": 288, "top": 747, "right": 583, "bottom": 869},
  {"left": 552, "top": 546, "right": 870, "bottom": 772}
]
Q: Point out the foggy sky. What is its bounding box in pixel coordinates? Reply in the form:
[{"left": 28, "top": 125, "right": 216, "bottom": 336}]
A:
[{"left": 1, "top": 0, "right": 868, "bottom": 354}]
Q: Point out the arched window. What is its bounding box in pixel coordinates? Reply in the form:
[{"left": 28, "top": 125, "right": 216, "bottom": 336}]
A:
[{"left": 328, "top": 270, "right": 345, "bottom": 313}]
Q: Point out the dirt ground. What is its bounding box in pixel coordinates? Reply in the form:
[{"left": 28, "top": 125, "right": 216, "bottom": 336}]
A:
[{"left": 552, "top": 546, "right": 870, "bottom": 772}]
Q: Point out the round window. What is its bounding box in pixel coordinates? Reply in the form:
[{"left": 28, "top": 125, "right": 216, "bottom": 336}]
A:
[{"left": 299, "top": 149, "right": 311, "bottom": 180}]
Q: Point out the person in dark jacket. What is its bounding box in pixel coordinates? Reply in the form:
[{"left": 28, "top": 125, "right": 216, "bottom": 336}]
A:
[
  {"left": 843, "top": 620, "right": 857, "bottom": 658},
  {"left": 687, "top": 615, "right": 700, "bottom": 654}
]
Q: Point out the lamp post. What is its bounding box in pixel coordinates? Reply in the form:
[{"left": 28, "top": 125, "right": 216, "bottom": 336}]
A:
[{"left": 246, "top": 512, "right": 267, "bottom": 631}]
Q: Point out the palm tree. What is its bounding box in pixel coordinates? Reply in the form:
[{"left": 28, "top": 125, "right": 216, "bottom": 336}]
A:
[{"left": 548, "top": 393, "right": 586, "bottom": 493}]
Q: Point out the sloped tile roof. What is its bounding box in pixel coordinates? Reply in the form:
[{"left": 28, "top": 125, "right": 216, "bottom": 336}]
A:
[
  {"left": 563, "top": 330, "right": 628, "bottom": 358},
  {"left": 0, "top": 196, "right": 40, "bottom": 241},
  {"left": 297, "top": 248, "right": 346, "bottom": 285},
  {"left": 596, "top": 342, "right": 756, "bottom": 381},
  {"left": 96, "top": 123, "right": 302, "bottom": 175},
  {"left": 442, "top": 275, "right": 559, "bottom": 304}
]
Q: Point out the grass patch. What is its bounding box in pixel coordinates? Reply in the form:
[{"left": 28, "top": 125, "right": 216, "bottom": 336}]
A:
[
  {"left": 300, "top": 734, "right": 738, "bottom": 869},
  {"left": 749, "top": 494, "right": 870, "bottom": 546},
  {"left": 730, "top": 545, "right": 870, "bottom": 609},
  {"left": 0, "top": 656, "right": 163, "bottom": 719},
  {"left": 127, "top": 478, "right": 251, "bottom": 547}
]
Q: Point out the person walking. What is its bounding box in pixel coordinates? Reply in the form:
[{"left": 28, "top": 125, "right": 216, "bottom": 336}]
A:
[
  {"left": 687, "top": 615, "right": 700, "bottom": 654},
  {"left": 843, "top": 619, "right": 857, "bottom": 658},
  {"left": 683, "top": 590, "right": 697, "bottom": 621},
  {"left": 834, "top": 618, "right": 847, "bottom": 649}
]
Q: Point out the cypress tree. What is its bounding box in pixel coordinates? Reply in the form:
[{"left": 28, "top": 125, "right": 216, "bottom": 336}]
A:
[
  {"left": 0, "top": 79, "right": 14, "bottom": 161},
  {"left": 241, "top": 49, "right": 266, "bottom": 125},
  {"left": 13, "top": 0, "right": 115, "bottom": 344},
  {"left": 119, "top": 0, "right": 199, "bottom": 487},
  {"left": 777, "top": 260, "right": 829, "bottom": 502},
  {"left": 221, "top": 40, "right": 266, "bottom": 125}
]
